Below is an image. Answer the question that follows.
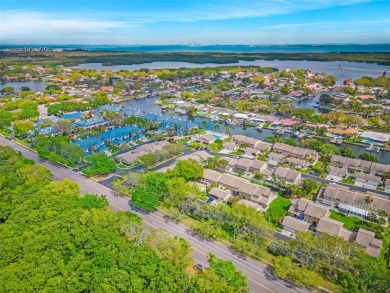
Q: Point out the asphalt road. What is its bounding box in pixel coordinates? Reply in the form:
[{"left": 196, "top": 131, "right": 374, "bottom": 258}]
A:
[{"left": 0, "top": 137, "right": 312, "bottom": 293}]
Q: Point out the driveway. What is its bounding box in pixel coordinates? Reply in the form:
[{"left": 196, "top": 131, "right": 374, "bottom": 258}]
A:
[{"left": 325, "top": 174, "right": 342, "bottom": 182}]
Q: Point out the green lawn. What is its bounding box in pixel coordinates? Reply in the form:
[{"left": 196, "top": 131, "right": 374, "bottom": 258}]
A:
[
  {"left": 197, "top": 193, "right": 208, "bottom": 202},
  {"left": 341, "top": 176, "right": 355, "bottom": 185},
  {"left": 264, "top": 196, "right": 291, "bottom": 224},
  {"left": 178, "top": 137, "right": 191, "bottom": 143},
  {"left": 209, "top": 142, "right": 223, "bottom": 152},
  {"left": 329, "top": 210, "right": 363, "bottom": 229},
  {"left": 231, "top": 150, "right": 244, "bottom": 156}
]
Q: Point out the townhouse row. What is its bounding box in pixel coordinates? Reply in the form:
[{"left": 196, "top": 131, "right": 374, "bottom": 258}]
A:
[{"left": 282, "top": 197, "right": 384, "bottom": 258}]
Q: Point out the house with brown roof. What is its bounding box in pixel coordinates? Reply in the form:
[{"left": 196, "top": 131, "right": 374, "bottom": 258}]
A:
[
  {"left": 282, "top": 216, "right": 310, "bottom": 234},
  {"left": 272, "top": 166, "right": 302, "bottom": 185},
  {"left": 208, "top": 187, "right": 231, "bottom": 202},
  {"left": 355, "top": 228, "right": 383, "bottom": 258},
  {"left": 289, "top": 198, "right": 330, "bottom": 226},
  {"left": 317, "top": 183, "right": 390, "bottom": 218},
  {"left": 327, "top": 127, "right": 359, "bottom": 138},
  {"left": 224, "top": 142, "right": 238, "bottom": 151},
  {"left": 268, "top": 152, "right": 285, "bottom": 163},
  {"left": 232, "top": 135, "right": 270, "bottom": 153},
  {"left": 248, "top": 160, "right": 267, "bottom": 174},
  {"left": 233, "top": 158, "right": 252, "bottom": 173},
  {"left": 203, "top": 169, "right": 222, "bottom": 185},
  {"left": 218, "top": 173, "right": 246, "bottom": 194},
  {"left": 273, "top": 142, "right": 318, "bottom": 163},
  {"left": 198, "top": 133, "right": 215, "bottom": 144},
  {"left": 101, "top": 86, "right": 115, "bottom": 92},
  {"left": 330, "top": 155, "right": 390, "bottom": 176},
  {"left": 117, "top": 150, "right": 146, "bottom": 164},
  {"left": 328, "top": 166, "right": 348, "bottom": 178},
  {"left": 284, "top": 214, "right": 383, "bottom": 258},
  {"left": 243, "top": 147, "right": 261, "bottom": 156},
  {"left": 354, "top": 172, "right": 382, "bottom": 186}
]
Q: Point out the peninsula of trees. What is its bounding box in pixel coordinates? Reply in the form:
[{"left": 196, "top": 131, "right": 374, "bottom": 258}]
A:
[{"left": 1, "top": 50, "right": 389, "bottom": 66}]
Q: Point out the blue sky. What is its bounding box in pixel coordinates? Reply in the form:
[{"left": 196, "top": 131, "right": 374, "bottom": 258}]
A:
[{"left": 1, "top": 0, "right": 389, "bottom": 44}]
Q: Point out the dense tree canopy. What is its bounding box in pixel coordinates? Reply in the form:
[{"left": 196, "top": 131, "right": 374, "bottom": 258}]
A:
[
  {"left": 83, "top": 153, "right": 117, "bottom": 176},
  {"left": 0, "top": 146, "right": 248, "bottom": 293},
  {"left": 167, "top": 159, "right": 204, "bottom": 181}
]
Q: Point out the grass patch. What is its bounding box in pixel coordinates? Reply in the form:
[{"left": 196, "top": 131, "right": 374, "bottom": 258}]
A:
[
  {"left": 341, "top": 176, "right": 355, "bottom": 185},
  {"left": 231, "top": 150, "right": 244, "bottom": 156},
  {"left": 263, "top": 123, "right": 270, "bottom": 129},
  {"left": 264, "top": 196, "right": 291, "bottom": 225},
  {"left": 209, "top": 142, "right": 223, "bottom": 152},
  {"left": 329, "top": 210, "right": 363, "bottom": 230},
  {"left": 197, "top": 193, "right": 208, "bottom": 202},
  {"left": 117, "top": 163, "right": 131, "bottom": 169},
  {"left": 178, "top": 137, "right": 191, "bottom": 143}
]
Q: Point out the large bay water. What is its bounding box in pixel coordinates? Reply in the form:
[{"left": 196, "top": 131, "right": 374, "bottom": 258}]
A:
[
  {"left": 2, "top": 44, "right": 390, "bottom": 53},
  {"left": 74, "top": 59, "right": 389, "bottom": 82}
]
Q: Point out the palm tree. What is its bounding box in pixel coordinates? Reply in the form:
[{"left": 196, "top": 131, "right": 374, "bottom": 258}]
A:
[
  {"left": 225, "top": 126, "right": 231, "bottom": 135},
  {"left": 214, "top": 124, "right": 220, "bottom": 132},
  {"left": 364, "top": 195, "right": 373, "bottom": 220}
]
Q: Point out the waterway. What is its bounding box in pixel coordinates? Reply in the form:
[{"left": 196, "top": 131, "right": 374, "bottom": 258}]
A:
[
  {"left": 122, "top": 96, "right": 390, "bottom": 164},
  {"left": 1, "top": 62, "right": 388, "bottom": 163},
  {"left": 0, "top": 80, "right": 46, "bottom": 91}
]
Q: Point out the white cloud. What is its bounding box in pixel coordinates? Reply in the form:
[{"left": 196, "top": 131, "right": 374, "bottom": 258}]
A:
[
  {"left": 137, "top": 0, "right": 374, "bottom": 23},
  {"left": 0, "top": 0, "right": 382, "bottom": 44},
  {"left": 0, "top": 10, "right": 141, "bottom": 42}
]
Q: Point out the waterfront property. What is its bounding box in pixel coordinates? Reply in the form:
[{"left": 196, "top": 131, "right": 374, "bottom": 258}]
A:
[{"left": 360, "top": 131, "right": 390, "bottom": 145}]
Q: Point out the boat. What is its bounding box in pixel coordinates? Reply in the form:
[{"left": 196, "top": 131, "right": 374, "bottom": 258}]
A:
[
  {"left": 293, "top": 131, "right": 300, "bottom": 137},
  {"left": 256, "top": 125, "right": 263, "bottom": 132},
  {"left": 365, "top": 144, "right": 374, "bottom": 152},
  {"left": 375, "top": 147, "right": 380, "bottom": 153}
]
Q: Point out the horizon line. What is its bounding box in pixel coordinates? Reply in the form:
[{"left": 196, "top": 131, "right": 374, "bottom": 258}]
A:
[{"left": 1, "top": 43, "right": 390, "bottom": 46}]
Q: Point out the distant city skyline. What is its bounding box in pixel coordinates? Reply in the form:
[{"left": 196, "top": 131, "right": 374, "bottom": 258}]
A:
[{"left": 1, "top": 0, "right": 390, "bottom": 45}]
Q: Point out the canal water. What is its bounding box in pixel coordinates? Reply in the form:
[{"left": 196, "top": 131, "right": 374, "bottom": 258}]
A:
[
  {"left": 0, "top": 80, "right": 46, "bottom": 91},
  {"left": 1, "top": 62, "right": 388, "bottom": 163},
  {"left": 122, "top": 96, "right": 390, "bottom": 164}
]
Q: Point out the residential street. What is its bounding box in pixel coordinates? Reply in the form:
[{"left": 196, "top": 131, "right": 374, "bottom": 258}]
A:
[{"left": 0, "top": 136, "right": 313, "bottom": 293}]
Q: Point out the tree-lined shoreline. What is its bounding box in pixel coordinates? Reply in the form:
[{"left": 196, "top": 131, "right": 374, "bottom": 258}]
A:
[{"left": 1, "top": 50, "right": 389, "bottom": 66}]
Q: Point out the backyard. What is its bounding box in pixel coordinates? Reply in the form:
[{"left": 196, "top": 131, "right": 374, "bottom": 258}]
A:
[
  {"left": 264, "top": 196, "right": 292, "bottom": 226},
  {"left": 329, "top": 210, "right": 363, "bottom": 229}
]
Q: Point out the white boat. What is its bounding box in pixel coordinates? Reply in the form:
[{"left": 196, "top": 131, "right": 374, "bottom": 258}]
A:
[
  {"left": 376, "top": 147, "right": 380, "bottom": 153},
  {"left": 365, "top": 145, "right": 374, "bottom": 152}
]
